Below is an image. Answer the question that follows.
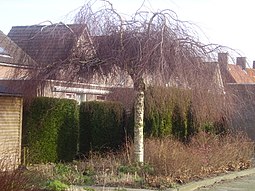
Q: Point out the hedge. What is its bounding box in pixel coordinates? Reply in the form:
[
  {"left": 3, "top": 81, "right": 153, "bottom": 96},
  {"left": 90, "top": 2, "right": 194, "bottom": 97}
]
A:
[
  {"left": 144, "top": 87, "right": 196, "bottom": 141},
  {"left": 22, "top": 88, "right": 226, "bottom": 163},
  {"left": 143, "top": 87, "right": 227, "bottom": 141},
  {"left": 79, "top": 101, "right": 125, "bottom": 154},
  {"left": 23, "top": 97, "right": 79, "bottom": 164}
]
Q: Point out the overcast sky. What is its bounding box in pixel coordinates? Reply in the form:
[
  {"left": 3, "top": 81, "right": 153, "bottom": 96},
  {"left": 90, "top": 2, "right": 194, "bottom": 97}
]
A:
[{"left": 1, "top": 0, "right": 254, "bottom": 66}]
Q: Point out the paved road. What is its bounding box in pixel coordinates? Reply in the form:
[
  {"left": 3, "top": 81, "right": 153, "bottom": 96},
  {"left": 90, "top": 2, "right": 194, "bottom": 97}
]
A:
[{"left": 195, "top": 173, "right": 255, "bottom": 191}]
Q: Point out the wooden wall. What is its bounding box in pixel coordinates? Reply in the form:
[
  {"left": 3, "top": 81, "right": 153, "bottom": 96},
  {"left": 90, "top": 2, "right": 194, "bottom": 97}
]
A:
[{"left": 0, "top": 95, "right": 22, "bottom": 169}]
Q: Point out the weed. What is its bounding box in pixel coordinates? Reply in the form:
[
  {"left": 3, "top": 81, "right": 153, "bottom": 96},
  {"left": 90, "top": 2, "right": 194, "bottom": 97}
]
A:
[
  {"left": 83, "top": 175, "right": 94, "bottom": 185},
  {"left": 114, "top": 187, "right": 127, "bottom": 191},
  {"left": 45, "top": 180, "right": 69, "bottom": 191}
]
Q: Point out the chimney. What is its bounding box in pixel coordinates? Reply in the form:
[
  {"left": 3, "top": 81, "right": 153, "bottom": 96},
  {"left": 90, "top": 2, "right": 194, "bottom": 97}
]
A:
[
  {"left": 218, "top": 52, "right": 228, "bottom": 69},
  {"left": 236, "top": 57, "right": 246, "bottom": 70},
  {"left": 253, "top": 61, "right": 255, "bottom": 69}
]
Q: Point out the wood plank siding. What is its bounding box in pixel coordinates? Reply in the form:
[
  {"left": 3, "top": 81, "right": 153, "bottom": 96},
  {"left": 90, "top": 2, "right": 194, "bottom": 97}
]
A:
[{"left": 0, "top": 95, "right": 22, "bottom": 169}]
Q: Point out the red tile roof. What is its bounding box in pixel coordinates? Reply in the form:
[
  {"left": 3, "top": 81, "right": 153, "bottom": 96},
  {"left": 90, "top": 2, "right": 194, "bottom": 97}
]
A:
[
  {"left": 246, "top": 68, "right": 255, "bottom": 80},
  {"left": 227, "top": 64, "right": 255, "bottom": 83}
]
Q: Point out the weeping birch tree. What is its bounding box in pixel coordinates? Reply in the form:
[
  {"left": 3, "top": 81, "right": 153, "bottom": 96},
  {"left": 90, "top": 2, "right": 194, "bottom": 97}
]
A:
[
  {"left": 69, "top": 1, "right": 227, "bottom": 163},
  {"left": 18, "top": 1, "right": 228, "bottom": 163}
]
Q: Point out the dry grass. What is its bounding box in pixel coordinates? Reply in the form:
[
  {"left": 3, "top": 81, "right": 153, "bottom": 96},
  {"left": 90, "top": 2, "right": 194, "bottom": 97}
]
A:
[
  {"left": 73, "top": 131, "right": 254, "bottom": 188},
  {"left": 0, "top": 149, "right": 51, "bottom": 191},
  {"left": 145, "top": 132, "right": 254, "bottom": 185}
]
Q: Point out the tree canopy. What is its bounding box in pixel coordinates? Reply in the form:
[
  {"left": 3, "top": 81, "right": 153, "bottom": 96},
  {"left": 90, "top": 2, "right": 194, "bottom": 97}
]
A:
[{"left": 71, "top": 0, "right": 225, "bottom": 90}]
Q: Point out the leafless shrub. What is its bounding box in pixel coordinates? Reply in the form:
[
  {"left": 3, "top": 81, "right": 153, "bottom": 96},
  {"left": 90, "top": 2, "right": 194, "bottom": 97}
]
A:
[
  {"left": 145, "top": 132, "right": 254, "bottom": 183},
  {"left": 0, "top": 156, "right": 45, "bottom": 191}
]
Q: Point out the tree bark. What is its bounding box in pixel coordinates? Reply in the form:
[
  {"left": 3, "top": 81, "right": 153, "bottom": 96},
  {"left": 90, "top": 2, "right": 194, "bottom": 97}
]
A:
[{"left": 134, "top": 79, "right": 145, "bottom": 164}]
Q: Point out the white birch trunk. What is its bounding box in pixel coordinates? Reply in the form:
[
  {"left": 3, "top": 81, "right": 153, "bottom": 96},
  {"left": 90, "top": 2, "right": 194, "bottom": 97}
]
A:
[{"left": 134, "top": 89, "right": 145, "bottom": 164}]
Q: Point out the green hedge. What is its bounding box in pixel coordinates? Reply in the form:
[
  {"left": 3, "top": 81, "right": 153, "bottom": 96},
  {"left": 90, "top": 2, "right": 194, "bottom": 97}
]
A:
[
  {"left": 143, "top": 87, "right": 227, "bottom": 141},
  {"left": 79, "top": 101, "right": 125, "bottom": 154},
  {"left": 144, "top": 87, "right": 196, "bottom": 141},
  {"left": 23, "top": 97, "right": 79, "bottom": 164}
]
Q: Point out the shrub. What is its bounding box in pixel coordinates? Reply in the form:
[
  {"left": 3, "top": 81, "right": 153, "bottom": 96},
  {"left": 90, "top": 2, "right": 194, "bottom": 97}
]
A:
[
  {"left": 79, "top": 101, "right": 125, "bottom": 154},
  {"left": 23, "top": 97, "right": 79, "bottom": 164},
  {"left": 0, "top": 170, "right": 29, "bottom": 191}
]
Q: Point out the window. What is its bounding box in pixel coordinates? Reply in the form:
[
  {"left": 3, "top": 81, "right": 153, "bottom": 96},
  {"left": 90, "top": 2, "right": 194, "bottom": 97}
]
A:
[
  {"left": 0, "top": 46, "right": 11, "bottom": 58},
  {"left": 96, "top": 95, "right": 105, "bottom": 101}
]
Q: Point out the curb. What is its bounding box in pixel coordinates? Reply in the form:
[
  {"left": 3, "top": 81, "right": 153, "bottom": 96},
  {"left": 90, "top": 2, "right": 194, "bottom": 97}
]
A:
[
  {"left": 69, "top": 185, "right": 155, "bottom": 191},
  {"left": 68, "top": 168, "right": 255, "bottom": 191}
]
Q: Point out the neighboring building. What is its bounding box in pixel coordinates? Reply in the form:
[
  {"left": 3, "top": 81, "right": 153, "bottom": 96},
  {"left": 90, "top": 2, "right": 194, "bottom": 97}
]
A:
[
  {"left": 7, "top": 24, "right": 132, "bottom": 102},
  {"left": 0, "top": 30, "right": 36, "bottom": 79},
  {"left": 218, "top": 52, "right": 255, "bottom": 140},
  {"left": 0, "top": 30, "right": 39, "bottom": 97},
  {"left": 218, "top": 52, "right": 255, "bottom": 84},
  {"left": 0, "top": 30, "right": 36, "bottom": 80},
  {"left": 8, "top": 24, "right": 94, "bottom": 67}
]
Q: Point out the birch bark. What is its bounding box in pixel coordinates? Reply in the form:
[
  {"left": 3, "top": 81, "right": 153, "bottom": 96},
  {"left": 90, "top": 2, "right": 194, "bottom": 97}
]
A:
[{"left": 134, "top": 79, "right": 145, "bottom": 164}]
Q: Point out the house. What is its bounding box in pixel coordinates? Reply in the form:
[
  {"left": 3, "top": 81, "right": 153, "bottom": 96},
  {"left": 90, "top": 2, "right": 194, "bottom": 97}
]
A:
[
  {"left": 0, "top": 30, "right": 37, "bottom": 78},
  {"left": 8, "top": 24, "right": 94, "bottom": 67},
  {"left": 7, "top": 24, "right": 133, "bottom": 102},
  {"left": 0, "top": 30, "right": 40, "bottom": 97}
]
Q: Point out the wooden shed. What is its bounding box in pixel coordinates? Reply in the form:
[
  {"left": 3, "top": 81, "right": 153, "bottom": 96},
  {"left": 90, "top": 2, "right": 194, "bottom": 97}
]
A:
[{"left": 0, "top": 92, "right": 22, "bottom": 169}]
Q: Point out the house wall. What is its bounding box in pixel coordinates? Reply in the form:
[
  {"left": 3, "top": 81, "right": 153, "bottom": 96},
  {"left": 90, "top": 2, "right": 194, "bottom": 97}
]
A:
[
  {"left": 0, "top": 95, "right": 22, "bottom": 169},
  {"left": 226, "top": 84, "right": 255, "bottom": 140},
  {"left": 0, "top": 65, "right": 29, "bottom": 79}
]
